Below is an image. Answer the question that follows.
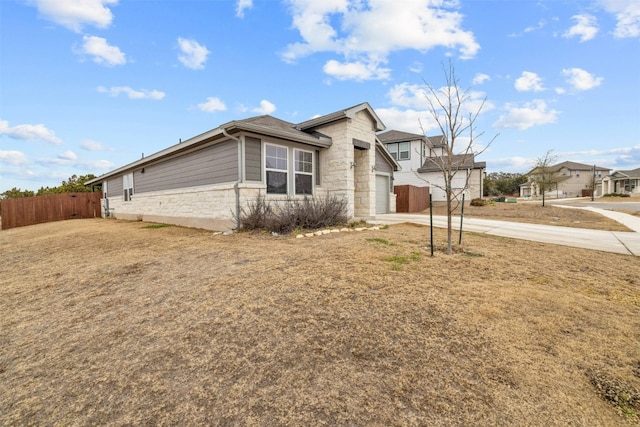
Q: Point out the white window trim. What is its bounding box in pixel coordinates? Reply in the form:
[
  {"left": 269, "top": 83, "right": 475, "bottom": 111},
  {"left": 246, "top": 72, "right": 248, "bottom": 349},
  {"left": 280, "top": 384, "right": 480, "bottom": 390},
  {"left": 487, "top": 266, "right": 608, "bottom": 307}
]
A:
[
  {"left": 265, "top": 142, "right": 289, "bottom": 195},
  {"left": 294, "top": 148, "right": 314, "bottom": 196},
  {"left": 263, "top": 142, "right": 315, "bottom": 197},
  {"left": 387, "top": 142, "right": 410, "bottom": 161}
]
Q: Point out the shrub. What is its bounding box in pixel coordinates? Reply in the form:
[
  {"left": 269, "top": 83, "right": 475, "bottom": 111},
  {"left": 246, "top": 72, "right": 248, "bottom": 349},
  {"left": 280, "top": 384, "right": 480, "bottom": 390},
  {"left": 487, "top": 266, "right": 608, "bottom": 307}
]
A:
[
  {"left": 239, "top": 195, "right": 349, "bottom": 234},
  {"left": 602, "top": 193, "right": 631, "bottom": 198},
  {"left": 237, "top": 194, "right": 272, "bottom": 230},
  {"left": 470, "top": 198, "right": 486, "bottom": 206}
]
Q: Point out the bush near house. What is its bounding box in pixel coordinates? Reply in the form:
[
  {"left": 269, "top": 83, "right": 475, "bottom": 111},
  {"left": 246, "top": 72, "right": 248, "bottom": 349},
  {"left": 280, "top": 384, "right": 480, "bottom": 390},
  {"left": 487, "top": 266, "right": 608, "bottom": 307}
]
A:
[{"left": 239, "top": 195, "right": 349, "bottom": 234}]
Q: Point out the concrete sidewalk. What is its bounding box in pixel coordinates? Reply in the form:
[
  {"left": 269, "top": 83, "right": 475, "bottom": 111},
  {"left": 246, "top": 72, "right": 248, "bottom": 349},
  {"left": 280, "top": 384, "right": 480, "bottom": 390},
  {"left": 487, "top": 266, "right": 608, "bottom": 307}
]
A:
[
  {"left": 553, "top": 204, "right": 640, "bottom": 233},
  {"left": 373, "top": 213, "right": 640, "bottom": 256}
]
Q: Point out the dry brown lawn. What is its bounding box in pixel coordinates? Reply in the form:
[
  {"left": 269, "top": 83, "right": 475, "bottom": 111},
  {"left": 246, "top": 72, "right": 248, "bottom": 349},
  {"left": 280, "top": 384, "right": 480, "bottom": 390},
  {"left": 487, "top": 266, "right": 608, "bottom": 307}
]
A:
[
  {"left": 1, "top": 218, "right": 639, "bottom": 426},
  {"left": 430, "top": 200, "right": 633, "bottom": 231}
]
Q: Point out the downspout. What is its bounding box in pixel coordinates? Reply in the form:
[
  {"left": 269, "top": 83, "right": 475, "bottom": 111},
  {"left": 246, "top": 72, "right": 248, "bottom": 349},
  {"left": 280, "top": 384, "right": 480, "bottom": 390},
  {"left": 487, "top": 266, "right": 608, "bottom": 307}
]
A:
[{"left": 221, "top": 128, "right": 242, "bottom": 230}]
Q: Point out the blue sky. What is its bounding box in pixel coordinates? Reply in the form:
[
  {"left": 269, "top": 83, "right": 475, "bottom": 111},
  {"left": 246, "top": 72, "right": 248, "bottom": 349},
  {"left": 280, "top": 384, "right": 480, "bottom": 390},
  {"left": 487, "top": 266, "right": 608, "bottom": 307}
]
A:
[{"left": 1, "top": 0, "right": 639, "bottom": 192}]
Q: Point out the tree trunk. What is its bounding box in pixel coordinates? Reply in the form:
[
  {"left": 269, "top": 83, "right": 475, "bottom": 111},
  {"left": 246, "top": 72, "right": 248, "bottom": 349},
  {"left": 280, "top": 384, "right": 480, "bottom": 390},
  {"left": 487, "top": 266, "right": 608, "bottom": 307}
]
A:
[{"left": 446, "top": 189, "right": 453, "bottom": 254}]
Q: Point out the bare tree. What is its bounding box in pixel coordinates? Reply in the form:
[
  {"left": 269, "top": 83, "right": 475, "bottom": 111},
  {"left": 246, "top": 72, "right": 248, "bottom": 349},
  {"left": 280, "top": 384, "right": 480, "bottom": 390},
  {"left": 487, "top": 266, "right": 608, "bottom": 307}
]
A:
[
  {"left": 530, "top": 150, "right": 560, "bottom": 207},
  {"left": 421, "top": 61, "right": 497, "bottom": 254}
]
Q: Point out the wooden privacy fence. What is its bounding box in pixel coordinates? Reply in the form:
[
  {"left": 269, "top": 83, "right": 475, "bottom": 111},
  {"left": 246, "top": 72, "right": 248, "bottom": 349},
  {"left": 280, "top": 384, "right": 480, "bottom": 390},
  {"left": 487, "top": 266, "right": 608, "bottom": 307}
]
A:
[
  {"left": 1, "top": 192, "right": 102, "bottom": 230},
  {"left": 394, "top": 185, "right": 430, "bottom": 213}
]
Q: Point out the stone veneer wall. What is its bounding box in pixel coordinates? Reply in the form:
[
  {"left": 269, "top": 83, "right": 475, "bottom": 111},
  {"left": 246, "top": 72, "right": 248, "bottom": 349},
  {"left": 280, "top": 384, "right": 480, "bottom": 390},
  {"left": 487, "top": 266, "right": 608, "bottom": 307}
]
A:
[
  {"left": 312, "top": 109, "right": 378, "bottom": 219},
  {"left": 103, "top": 182, "right": 264, "bottom": 231},
  {"left": 350, "top": 111, "right": 376, "bottom": 218},
  {"left": 312, "top": 120, "right": 355, "bottom": 217}
]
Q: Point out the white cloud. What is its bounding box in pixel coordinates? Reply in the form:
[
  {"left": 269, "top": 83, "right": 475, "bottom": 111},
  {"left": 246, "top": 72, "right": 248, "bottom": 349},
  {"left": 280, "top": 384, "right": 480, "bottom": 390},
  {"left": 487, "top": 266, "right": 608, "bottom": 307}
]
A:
[
  {"left": 236, "top": 0, "right": 253, "bottom": 18},
  {"left": 509, "top": 20, "right": 546, "bottom": 38},
  {"left": 493, "top": 100, "right": 559, "bottom": 130},
  {"left": 524, "top": 20, "right": 546, "bottom": 34},
  {"left": 563, "top": 14, "right": 599, "bottom": 42},
  {"left": 409, "top": 62, "right": 423, "bottom": 73},
  {"left": 77, "top": 35, "right": 126, "bottom": 66},
  {"left": 282, "top": 0, "right": 479, "bottom": 81},
  {"left": 251, "top": 100, "right": 277, "bottom": 115},
  {"left": 377, "top": 107, "right": 434, "bottom": 135},
  {"left": 0, "top": 150, "right": 29, "bottom": 165},
  {"left": 323, "top": 59, "right": 391, "bottom": 81},
  {"left": 80, "top": 139, "right": 105, "bottom": 151},
  {"left": 514, "top": 71, "right": 545, "bottom": 92},
  {"left": 97, "top": 86, "right": 165, "bottom": 100},
  {"left": 33, "top": 0, "right": 117, "bottom": 32},
  {"left": 562, "top": 68, "right": 603, "bottom": 91},
  {"left": 378, "top": 81, "right": 495, "bottom": 135},
  {"left": 485, "top": 156, "right": 535, "bottom": 173},
  {"left": 177, "top": 37, "right": 210, "bottom": 70},
  {"left": 58, "top": 150, "right": 77, "bottom": 160},
  {"left": 597, "top": 0, "right": 640, "bottom": 38},
  {"left": 472, "top": 73, "right": 490, "bottom": 85},
  {"left": 197, "top": 97, "right": 227, "bottom": 113},
  {"left": 88, "top": 159, "right": 115, "bottom": 169},
  {"left": 386, "top": 82, "right": 494, "bottom": 118},
  {"left": 36, "top": 156, "right": 115, "bottom": 170},
  {"left": 0, "top": 119, "right": 63, "bottom": 145}
]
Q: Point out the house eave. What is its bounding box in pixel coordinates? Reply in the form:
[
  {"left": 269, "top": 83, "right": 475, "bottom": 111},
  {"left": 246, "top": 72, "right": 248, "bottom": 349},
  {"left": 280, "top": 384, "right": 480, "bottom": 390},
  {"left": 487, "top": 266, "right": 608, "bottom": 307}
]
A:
[
  {"left": 85, "top": 128, "right": 228, "bottom": 186},
  {"left": 297, "top": 102, "right": 386, "bottom": 132},
  {"left": 223, "top": 121, "right": 332, "bottom": 148}
]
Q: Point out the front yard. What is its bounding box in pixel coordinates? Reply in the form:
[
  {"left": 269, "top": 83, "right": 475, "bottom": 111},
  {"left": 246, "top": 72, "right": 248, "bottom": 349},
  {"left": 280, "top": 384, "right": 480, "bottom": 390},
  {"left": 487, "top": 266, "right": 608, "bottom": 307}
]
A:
[{"left": 1, "top": 219, "right": 639, "bottom": 425}]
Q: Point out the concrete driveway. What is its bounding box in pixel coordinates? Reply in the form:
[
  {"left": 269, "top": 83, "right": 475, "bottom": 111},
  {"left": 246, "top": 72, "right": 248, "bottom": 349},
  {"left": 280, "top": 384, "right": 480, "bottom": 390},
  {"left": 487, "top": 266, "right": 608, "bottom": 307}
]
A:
[{"left": 373, "top": 212, "right": 640, "bottom": 256}]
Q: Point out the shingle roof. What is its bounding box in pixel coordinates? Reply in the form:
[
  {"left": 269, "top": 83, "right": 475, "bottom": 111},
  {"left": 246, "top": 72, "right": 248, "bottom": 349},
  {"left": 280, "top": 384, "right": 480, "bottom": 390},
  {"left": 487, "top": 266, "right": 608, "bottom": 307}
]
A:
[
  {"left": 377, "top": 130, "right": 424, "bottom": 143},
  {"left": 297, "top": 102, "right": 385, "bottom": 132},
  {"left": 610, "top": 167, "right": 640, "bottom": 178},
  {"left": 529, "top": 161, "right": 611, "bottom": 175},
  {"left": 377, "top": 131, "right": 446, "bottom": 149},
  {"left": 225, "top": 115, "right": 331, "bottom": 147}
]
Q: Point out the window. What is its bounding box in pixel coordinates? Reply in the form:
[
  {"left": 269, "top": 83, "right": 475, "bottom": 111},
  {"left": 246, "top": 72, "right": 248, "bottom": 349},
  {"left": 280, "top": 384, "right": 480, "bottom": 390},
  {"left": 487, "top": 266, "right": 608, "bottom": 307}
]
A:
[
  {"left": 265, "top": 144, "right": 315, "bottom": 196},
  {"left": 295, "top": 149, "right": 313, "bottom": 195},
  {"left": 123, "top": 172, "right": 134, "bottom": 201},
  {"left": 386, "top": 142, "right": 410, "bottom": 160},
  {"left": 265, "top": 144, "right": 288, "bottom": 194}
]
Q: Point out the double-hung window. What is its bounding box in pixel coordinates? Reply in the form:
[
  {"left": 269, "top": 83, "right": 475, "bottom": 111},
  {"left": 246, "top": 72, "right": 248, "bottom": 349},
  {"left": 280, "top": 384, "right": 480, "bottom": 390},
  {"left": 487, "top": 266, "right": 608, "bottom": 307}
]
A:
[
  {"left": 265, "top": 144, "right": 314, "bottom": 196},
  {"left": 265, "top": 144, "right": 288, "bottom": 194},
  {"left": 387, "top": 142, "right": 410, "bottom": 160},
  {"left": 294, "top": 149, "right": 313, "bottom": 195}
]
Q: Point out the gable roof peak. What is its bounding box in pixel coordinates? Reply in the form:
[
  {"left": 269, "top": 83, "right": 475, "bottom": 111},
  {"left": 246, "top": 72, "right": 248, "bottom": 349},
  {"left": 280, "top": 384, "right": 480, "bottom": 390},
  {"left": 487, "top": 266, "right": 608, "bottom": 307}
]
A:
[{"left": 297, "top": 102, "right": 385, "bottom": 132}]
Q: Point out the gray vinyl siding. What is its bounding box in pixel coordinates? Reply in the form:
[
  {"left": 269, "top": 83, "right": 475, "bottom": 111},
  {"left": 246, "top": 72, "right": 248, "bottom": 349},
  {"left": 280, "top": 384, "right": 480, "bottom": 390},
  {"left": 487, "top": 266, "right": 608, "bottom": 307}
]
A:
[
  {"left": 133, "top": 140, "right": 238, "bottom": 194},
  {"left": 375, "top": 149, "right": 393, "bottom": 174},
  {"left": 245, "top": 137, "right": 262, "bottom": 181},
  {"left": 106, "top": 176, "right": 122, "bottom": 198}
]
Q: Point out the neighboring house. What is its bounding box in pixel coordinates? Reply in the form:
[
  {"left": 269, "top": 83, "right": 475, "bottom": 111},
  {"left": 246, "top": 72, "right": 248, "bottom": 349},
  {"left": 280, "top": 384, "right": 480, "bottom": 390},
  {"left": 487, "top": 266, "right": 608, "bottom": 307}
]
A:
[
  {"left": 377, "top": 130, "right": 486, "bottom": 202},
  {"left": 86, "top": 102, "right": 399, "bottom": 231},
  {"left": 601, "top": 168, "right": 640, "bottom": 196},
  {"left": 520, "top": 161, "right": 611, "bottom": 198}
]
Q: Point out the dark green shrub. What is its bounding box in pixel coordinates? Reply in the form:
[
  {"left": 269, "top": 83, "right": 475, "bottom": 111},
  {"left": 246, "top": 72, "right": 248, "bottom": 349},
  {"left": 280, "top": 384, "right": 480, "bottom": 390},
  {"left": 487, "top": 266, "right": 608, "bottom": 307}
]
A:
[{"left": 470, "top": 198, "right": 486, "bottom": 206}]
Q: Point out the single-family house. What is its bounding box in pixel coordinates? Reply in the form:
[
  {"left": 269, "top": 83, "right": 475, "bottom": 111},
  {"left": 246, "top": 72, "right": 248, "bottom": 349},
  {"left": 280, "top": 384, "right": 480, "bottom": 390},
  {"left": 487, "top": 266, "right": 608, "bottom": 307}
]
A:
[
  {"left": 85, "top": 102, "right": 399, "bottom": 231},
  {"left": 601, "top": 168, "right": 640, "bottom": 196},
  {"left": 520, "top": 161, "right": 611, "bottom": 198},
  {"left": 377, "top": 130, "right": 486, "bottom": 202}
]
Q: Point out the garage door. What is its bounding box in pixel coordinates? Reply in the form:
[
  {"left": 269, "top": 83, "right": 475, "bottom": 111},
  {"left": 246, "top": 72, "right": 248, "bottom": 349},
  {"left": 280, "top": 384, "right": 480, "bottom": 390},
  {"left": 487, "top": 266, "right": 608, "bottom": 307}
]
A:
[{"left": 376, "top": 175, "right": 389, "bottom": 214}]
